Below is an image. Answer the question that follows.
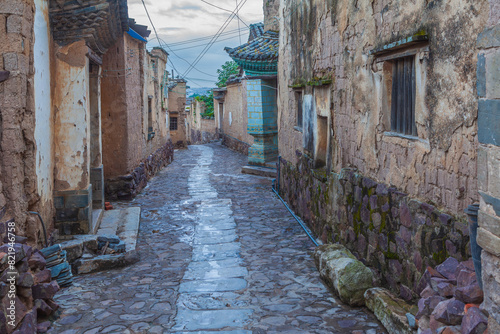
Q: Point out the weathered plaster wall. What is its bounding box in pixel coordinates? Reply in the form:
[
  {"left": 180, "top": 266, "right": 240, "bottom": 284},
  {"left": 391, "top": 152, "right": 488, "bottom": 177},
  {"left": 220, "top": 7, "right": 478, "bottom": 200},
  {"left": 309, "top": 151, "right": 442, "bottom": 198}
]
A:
[
  {"left": 53, "top": 40, "right": 90, "bottom": 191},
  {"left": 278, "top": 0, "right": 487, "bottom": 214},
  {"left": 476, "top": 0, "right": 500, "bottom": 330},
  {"left": 102, "top": 35, "right": 170, "bottom": 179},
  {"left": 101, "top": 36, "right": 129, "bottom": 178},
  {"left": 0, "top": 0, "right": 51, "bottom": 246},
  {"left": 168, "top": 80, "right": 187, "bottom": 147}
]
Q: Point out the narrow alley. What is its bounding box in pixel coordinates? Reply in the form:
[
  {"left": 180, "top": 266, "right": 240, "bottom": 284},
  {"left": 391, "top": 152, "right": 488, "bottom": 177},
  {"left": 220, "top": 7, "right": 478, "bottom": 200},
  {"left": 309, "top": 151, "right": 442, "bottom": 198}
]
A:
[{"left": 49, "top": 144, "right": 385, "bottom": 334}]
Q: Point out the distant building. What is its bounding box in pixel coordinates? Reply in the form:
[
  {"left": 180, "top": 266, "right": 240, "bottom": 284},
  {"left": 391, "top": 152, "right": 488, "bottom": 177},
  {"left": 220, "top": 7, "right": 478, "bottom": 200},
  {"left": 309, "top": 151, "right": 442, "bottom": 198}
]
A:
[{"left": 168, "top": 78, "right": 188, "bottom": 148}]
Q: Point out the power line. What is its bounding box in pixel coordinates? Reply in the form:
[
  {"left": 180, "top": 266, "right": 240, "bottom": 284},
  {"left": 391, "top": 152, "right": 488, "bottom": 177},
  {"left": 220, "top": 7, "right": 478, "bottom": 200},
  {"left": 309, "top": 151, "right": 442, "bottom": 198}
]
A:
[
  {"left": 183, "top": 0, "right": 248, "bottom": 78},
  {"left": 161, "top": 34, "right": 244, "bottom": 52},
  {"left": 200, "top": 0, "right": 250, "bottom": 29},
  {"left": 166, "top": 27, "right": 249, "bottom": 47}
]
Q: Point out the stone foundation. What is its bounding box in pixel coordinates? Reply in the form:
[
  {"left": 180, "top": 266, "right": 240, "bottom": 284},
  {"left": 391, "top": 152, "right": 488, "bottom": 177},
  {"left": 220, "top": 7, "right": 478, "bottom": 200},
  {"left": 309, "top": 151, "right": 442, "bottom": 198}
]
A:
[
  {"left": 278, "top": 152, "right": 470, "bottom": 301},
  {"left": 105, "top": 140, "right": 174, "bottom": 200},
  {"left": 54, "top": 185, "right": 93, "bottom": 237},
  {"left": 221, "top": 134, "right": 250, "bottom": 155}
]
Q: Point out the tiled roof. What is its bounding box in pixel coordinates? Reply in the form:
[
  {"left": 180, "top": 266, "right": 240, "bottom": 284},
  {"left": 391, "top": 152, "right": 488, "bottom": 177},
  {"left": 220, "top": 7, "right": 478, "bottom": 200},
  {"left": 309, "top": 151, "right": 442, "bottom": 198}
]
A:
[
  {"left": 248, "top": 23, "right": 264, "bottom": 41},
  {"left": 224, "top": 31, "right": 279, "bottom": 76}
]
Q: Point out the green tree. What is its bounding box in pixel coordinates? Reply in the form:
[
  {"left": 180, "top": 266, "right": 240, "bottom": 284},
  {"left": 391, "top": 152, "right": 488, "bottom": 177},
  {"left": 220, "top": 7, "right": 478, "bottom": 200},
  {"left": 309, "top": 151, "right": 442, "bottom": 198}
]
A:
[
  {"left": 195, "top": 91, "right": 214, "bottom": 118},
  {"left": 216, "top": 61, "right": 240, "bottom": 88}
]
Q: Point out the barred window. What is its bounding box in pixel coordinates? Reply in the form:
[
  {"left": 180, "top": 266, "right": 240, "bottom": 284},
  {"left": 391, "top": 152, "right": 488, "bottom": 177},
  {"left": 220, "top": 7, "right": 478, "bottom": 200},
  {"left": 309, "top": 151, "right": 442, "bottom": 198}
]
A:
[{"left": 170, "top": 117, "right": 178, "bottom": 131}]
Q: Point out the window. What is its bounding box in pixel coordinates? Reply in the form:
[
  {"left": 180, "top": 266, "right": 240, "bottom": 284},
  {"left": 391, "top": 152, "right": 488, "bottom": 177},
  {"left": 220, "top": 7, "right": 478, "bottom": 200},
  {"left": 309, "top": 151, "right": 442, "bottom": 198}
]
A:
[
  {"left": 170, "top": 117, "right": 178, "bottom": 131},
  {"left": 296, "top": 91, "right": 303, "bottom": 129},
  {"left": 390, "top": 56, "right": 416, "bottom": 136}
]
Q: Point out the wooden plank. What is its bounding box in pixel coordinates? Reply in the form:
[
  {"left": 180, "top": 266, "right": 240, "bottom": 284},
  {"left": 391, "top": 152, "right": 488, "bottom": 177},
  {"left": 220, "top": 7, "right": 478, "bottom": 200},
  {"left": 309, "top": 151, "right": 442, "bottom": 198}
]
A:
[
  {"left": 398, "top": 59, "right": 404, "bottom": 133},
  {"left": 391, "top": 62, "right": 397, "bottom": 132},
  {"left": 411, "top": 57, "right": 417, "bottom": 136}
]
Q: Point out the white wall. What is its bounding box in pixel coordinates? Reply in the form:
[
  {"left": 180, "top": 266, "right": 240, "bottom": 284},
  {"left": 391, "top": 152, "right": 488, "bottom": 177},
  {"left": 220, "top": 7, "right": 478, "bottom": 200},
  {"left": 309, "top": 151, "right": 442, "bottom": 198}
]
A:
[{"left": 34, "top": 0, "right": 53, "bottom": 203}]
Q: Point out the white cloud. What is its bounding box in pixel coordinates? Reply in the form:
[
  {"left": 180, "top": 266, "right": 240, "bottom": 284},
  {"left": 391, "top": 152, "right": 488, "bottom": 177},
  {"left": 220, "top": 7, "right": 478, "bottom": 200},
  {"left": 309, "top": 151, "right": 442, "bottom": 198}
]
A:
[{"left": 129, "top": 0, "right": 263, "bottom": 88}]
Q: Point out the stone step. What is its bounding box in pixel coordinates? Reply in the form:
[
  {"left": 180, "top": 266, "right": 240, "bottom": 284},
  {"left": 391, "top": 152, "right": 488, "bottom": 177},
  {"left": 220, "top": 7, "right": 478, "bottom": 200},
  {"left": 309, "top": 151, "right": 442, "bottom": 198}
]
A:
[
  {"left": 59, "top": 207, "right": 141, "bottom": 275},
  {"left": 90, "top": 209, "right": 103, "bottom": 234},
  {"left": 241, "top": 165, "right": 276, "bottom": 178}
]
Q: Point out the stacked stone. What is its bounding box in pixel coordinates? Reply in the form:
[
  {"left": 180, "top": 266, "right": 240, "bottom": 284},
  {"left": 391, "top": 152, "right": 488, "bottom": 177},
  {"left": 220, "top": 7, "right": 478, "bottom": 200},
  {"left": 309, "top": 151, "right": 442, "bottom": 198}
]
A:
[
  {"left": 0, "top": 239, "right": 60, "bottom": 333},
  {"left": 416, "top": 257, "right": 488, "bottom": 334},
  {"left": 105, "top": 141, "right": 174, "bottom": 200}
]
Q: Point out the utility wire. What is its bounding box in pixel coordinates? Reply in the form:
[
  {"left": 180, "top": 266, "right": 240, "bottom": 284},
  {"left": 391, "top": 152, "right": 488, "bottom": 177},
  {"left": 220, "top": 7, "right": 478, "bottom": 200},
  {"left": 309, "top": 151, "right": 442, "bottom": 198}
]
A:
[
  {"left": 200, "top": 0, "right": 250, "bottom": 29},
  {"left": 184, "top": 0, "right": 248, "bottom": 78},
  {"left": 236, "top": 0, "right": 242, "bottom": 44},
  {"left": 165, "top": 27, "right": 249, "bottom": 47}
]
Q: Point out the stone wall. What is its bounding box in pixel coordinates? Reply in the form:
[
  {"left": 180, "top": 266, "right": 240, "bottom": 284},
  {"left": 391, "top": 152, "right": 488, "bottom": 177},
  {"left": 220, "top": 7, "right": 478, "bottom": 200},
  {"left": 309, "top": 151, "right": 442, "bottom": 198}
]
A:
[
  {"left": 188, "top": 100, "right": 218, "bottom": 145},
  {"left": 264, "top": 0, "right": 279, "bottom": 32},
  {"left": 0, "top": 0, "right": 53, "bottom": 247},
  {"left": 105, "top": 140, "right": 174, "bottom": 200},
  {"left": 476, "top": 0, "right": 500, "bottom": 331},
  {"left": 278, "top": 0, "right": 487, "bottom": 214},
  {"left": 221, "top": 134, "right": 250, "bottom": 155},
  {"left": 279, "top": 152, "right": 470, "bottom": 301}
]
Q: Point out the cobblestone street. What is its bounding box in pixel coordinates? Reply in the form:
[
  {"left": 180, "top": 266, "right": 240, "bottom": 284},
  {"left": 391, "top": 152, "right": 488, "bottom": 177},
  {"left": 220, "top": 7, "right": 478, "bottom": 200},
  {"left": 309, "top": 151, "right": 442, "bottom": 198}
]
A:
[{"left": 49, "top": 143, "right": 385, "bottom": 334}]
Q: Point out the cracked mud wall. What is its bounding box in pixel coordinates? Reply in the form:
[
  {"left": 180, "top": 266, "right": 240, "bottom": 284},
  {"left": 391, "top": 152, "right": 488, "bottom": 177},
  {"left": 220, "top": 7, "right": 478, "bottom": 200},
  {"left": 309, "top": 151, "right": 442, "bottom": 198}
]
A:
[
  {"left": 278, "top": 0, "right": 488, "bottom": 213},
  {"left": 0, "top": 0, "right": 55, "bottom": 246}
]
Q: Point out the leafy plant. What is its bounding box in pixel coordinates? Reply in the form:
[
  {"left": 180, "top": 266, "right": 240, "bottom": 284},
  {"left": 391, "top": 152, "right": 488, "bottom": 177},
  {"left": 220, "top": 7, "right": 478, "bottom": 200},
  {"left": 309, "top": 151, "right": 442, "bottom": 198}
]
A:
[
  {"left": 216, "top": 61, "right": 240, "bottom": 88},
  {"left": 195, "top": 91, "right": 214, "bottom": 118}
]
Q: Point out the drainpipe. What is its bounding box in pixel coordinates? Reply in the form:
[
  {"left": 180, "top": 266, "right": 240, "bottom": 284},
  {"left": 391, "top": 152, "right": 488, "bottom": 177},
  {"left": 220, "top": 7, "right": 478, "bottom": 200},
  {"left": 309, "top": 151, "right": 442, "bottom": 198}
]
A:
[
  {"left": 464, "top": 203, "right": 482, "bottom": 289},
  {"left": 29, "top": 211, "right": 49, "bottom": 248}
]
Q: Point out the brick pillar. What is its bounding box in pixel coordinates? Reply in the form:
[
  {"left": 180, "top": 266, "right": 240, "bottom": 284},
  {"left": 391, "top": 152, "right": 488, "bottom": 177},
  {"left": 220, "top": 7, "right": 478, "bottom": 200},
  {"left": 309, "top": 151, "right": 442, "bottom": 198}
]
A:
[
  {"left": 476, "top": 2, "right": 500, "bottom": 330},
  {"left": 247, "top": 78, "right": 278, "bottom": 165}
]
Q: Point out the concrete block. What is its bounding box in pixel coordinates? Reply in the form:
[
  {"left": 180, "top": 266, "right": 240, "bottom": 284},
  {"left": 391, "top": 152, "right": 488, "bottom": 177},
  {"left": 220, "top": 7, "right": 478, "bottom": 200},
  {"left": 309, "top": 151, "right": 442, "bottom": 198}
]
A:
[
  {"left": 65, "top": 194, "right": 89, "bottom": 209},
  {"left": 53, "top": 196, "right": 65, "bottom": 209},
  {"left": 477, "top": 25, "right": 500, "bottom": 49},
  {"left": 477, "top": 227, "right": 500, "bottom": 257},
  {"left": 486, "top": 51, "right": 500, "bottom": 98},
  {"left": 478, "top": 99, "right": 500, "bottom": 146},
  {"left": 477, "top": 53, "right": 486, "bottom": 98}
]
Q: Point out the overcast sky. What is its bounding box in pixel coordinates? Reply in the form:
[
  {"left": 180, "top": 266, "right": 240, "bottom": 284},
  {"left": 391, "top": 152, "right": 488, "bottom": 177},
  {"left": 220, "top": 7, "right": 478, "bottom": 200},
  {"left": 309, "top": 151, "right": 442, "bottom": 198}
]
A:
[{"left": 128, "top": 0, "right": 264, "bottom": 88}]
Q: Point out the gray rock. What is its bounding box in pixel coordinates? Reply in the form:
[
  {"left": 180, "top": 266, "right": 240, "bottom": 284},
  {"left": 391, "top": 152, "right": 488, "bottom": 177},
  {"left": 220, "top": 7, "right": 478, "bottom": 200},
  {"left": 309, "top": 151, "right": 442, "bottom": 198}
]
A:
[
  {"left": 314, "top": 244, "right": 373, "bottom": 306},
  {"left": 364, "top": 288, "right": 414, "bottom": 334}
]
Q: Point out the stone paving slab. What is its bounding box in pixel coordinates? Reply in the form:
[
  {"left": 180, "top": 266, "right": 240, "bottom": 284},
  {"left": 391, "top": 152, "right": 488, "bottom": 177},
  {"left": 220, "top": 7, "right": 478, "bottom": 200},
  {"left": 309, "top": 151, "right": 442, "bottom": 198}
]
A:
[
  {"left": 172, "top": 309, "right": 253, "bottom": 331},
  {"left": 179, "top": 278, "right": 248, "bottom": 293},
  {"left": 49, "top": 143, "right": 386, "bottom": 334}
]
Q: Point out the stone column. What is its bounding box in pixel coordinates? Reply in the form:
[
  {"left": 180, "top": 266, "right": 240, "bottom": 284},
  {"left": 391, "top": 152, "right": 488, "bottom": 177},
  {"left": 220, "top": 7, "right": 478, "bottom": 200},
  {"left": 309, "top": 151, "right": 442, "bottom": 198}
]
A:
[
  {"left": 53, "top": 40, "right": 93, "bottom": 237},
  {"left": 247, "top": 78, "right": 278, "bottom": 165},
  {"left": 476, "top": 2, "right": 500, "bottom": 331},
  {"left": 89, "top": 63, "right": 104, "bottom": 210}
]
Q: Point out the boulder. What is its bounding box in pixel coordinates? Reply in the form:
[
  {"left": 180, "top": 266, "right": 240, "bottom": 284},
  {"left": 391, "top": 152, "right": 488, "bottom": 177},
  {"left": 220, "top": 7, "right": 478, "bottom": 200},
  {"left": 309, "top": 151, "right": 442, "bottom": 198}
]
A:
[
  {"left": 364, "top": 288, "right": 415, "bottom": 334},
  {"left": 421, "top": 286, "right": 439, "bottom": 298},
  {"left": 417, "top": 295, "right": 446, "bottom": 319},
  {"left": 32, "top": 281, "right": 60, "bottom": 300},
  {"left": 35, "top": 298, "right": 53, "bottom": 316},
  {"left": 432, "top": 298, "right": 465, "bottom": 325},
  {"left": 37, "top": 321, "right": 51, "bottom": 333},
  {"left": 454, "top": 283, "right": 484, "bottom": 304},
  {"left": 457, "top": 270, "right": 477, "bottom": 288},
  {"left": 436, "top": 282, "right": 456, "bottom": 298},
  {"left": 28, "top": 252, "right": 46, "bottom": 271},
  {"left": 34, "top": 269, "right": 51, "bottom": 284},
  {"left": 12, "top": 309, "right": 36, "bottom": 334},
  {"left": 314, "top": 244, "right": 373, "bottom": 306},
  {"left": 440, "top": 326, "right": 461, "bottom": 333},
  {"left": 461, "top": 307, "right": 487, "bottom": 334},
  {"left": 436, "top": 257, "right": 459, "bottom": 281}
]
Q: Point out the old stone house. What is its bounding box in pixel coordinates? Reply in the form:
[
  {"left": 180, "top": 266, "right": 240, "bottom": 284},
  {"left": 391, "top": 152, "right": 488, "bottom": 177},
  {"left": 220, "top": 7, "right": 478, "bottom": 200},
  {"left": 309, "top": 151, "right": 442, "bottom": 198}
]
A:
[
  {"left": 0, "top": 0, "right": 129, "bottom": 246},
  {"left": 0, "top": 1, "right": 173, "bottom": 247},
  {"left": 213, "top": 75, "right": 254, "bottom": 155},
  {"left": 168, "top": 78, "right": 188, "bottom": 148},
  {"left": 224, "top": 18, "right": 279, "bottom": 166},
  {"left": 276, "top": 0, "right": 498, "bottom": 311},
  {"left": 101, "top": 19, "right": 173, "bottom": 201}
]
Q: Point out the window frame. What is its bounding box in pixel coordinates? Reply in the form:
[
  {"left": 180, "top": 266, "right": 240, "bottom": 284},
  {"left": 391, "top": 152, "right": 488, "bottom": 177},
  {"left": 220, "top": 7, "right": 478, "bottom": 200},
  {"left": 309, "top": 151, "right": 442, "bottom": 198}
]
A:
[{"left": 170, "top": 116, "right": 178, "bottom": 131}]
